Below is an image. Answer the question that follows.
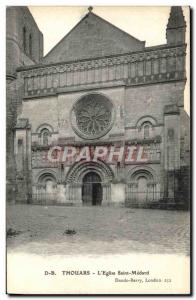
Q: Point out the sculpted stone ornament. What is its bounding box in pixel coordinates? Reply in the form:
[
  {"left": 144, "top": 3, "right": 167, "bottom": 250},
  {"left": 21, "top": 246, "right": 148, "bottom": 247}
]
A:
[
  {"left": 71, "top": 94, "right": 115, "bottom": 139},
  {"left": 88, "top": 6, "right": 93, "bottom": 13}
]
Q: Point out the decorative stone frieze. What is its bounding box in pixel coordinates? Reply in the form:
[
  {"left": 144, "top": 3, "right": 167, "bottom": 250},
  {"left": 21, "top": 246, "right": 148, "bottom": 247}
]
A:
[{"left": 18, "top": 44, "right": 186, "bottom": 98}]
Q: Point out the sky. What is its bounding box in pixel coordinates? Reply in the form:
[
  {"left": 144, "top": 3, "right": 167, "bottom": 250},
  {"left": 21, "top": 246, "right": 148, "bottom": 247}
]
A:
[{"left": 28, "top": 6, "right": 190, "bottom": 114}]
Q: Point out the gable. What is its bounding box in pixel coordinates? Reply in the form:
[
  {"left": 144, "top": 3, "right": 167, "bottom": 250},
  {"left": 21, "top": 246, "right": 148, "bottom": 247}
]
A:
[{"left": 42, "top": 12, "right": 145, "bottom": 64}]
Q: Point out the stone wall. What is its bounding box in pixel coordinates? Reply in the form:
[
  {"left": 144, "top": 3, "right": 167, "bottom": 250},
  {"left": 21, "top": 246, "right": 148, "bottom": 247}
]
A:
[
  {"left": 15, "top": 46, "right": 187, "bottom": 206},
  {"left": 6, "top": 6, "right": 43, "bottom": 202},
  {"left": 42, "top": 11, "right": 145, "bottom": 64},
  {"left": 11, "top": 6, "right": 190, "bottom": 208},
  {"left": 6, "top": 6, "right": 43, "bottom": 77}
]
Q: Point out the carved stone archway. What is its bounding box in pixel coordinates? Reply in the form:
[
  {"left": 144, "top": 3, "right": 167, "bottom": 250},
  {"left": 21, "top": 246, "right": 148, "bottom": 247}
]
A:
[
  {"left": 33, "top": 170, "right": 58, "bottom": 203},
  {"left": 65, "top": 160, "right": 114, "bottom": 205},
  {"left": 126, "top": 166, "right": 159, "bottom": 205}
]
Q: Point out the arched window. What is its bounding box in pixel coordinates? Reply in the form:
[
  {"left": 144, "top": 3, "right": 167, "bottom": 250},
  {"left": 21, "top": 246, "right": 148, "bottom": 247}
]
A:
[
  {"left": 36, "top": 124, "right": 54, "bottom": 146},
  {"left": 23, "top": 27, "right": 26, "bottom": 52},
  {"left": 144, "top": 124, "right": 150, "bottom": 139},
  {"left": 136, "top": 116, "right": 157, "bottom": 140},
  {"left": 142, "top": 122, "right": 152, "bottom": 139},
  {"left": 29, "top": 34, "right": 32, "bottom": 56},
  {"left": 41, "top": 129, "right": 50, "bottom": 146}
]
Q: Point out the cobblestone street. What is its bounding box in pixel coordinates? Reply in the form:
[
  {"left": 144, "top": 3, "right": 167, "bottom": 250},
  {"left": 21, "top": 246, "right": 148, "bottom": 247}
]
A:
[{"left": 7, "top": 204, "right": 190, "bottom": 256}]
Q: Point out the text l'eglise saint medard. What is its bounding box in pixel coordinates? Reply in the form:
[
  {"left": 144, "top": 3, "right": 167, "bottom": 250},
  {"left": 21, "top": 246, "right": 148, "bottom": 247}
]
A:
[
  {"left": 44, "top": 270, "right": 164, "bottom": 283},
  {"left": 45, "top": 270, "right": 150, "bottom": 276}
]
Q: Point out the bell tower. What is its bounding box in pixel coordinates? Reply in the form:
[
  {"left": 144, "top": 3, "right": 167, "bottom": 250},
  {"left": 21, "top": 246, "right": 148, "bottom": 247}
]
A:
[{"left": 166, "top": 6, "right": 186, "bottom": 45}]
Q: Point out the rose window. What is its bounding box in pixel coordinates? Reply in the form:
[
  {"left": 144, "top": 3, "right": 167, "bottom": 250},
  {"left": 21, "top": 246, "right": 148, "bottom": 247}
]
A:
[{"left": 71, "top": 94, "right": 114, "bottom": 139}]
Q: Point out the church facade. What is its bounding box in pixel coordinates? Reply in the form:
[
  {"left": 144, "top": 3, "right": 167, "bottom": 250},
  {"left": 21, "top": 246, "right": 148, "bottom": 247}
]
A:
[{"left": 7, "top": 6, "right": 190, "bottom": 208}]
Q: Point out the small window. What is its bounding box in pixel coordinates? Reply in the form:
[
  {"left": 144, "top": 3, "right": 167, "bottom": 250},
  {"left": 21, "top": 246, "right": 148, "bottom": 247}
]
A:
[
  {"left": 144, "top": 124, "right": 150, "bottom": 139},
  {"left": 142, "top": 122, "right": 152, "bottom": 139},
  {"left": 18, "top": 139, "right": 23, "bottom": 146},
  {"left": 23, "top": 27, "right": 26, "bottom": 52},
  {"left": 41, "top": 129, "right": 50, "bottom": 146},
  {"left": 29, "top": 34, "right": 32, "bottom": 56},
  {"left": 167, "top": 128, "right": 174, "bottom": 141}
]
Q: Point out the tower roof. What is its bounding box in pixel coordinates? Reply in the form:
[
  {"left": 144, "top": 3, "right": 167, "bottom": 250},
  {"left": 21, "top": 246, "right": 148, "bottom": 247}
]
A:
[{"left": 167, "top": 6, "right": 186, "bottom": 29}]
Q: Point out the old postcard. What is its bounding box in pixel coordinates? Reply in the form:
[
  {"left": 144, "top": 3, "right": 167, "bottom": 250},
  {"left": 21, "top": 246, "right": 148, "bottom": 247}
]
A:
[{"left": 6, "top": 6, "right": 190, "bottom": 295}]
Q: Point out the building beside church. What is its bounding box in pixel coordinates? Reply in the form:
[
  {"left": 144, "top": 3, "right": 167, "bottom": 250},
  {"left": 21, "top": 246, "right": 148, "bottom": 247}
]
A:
[{"left": 6, "top": 6, "right": 190, "bottom": 208}]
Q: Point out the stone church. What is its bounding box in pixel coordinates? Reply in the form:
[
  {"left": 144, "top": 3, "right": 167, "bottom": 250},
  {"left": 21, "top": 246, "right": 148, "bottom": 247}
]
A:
[{"left": 6, "top": 6, "right": 190, "bottom": 208}]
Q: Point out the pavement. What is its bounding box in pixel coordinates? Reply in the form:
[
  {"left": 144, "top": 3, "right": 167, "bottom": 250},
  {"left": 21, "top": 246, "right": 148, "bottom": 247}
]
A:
[{"left": 6, "top": 204, "right": 190, "bottom": 256}]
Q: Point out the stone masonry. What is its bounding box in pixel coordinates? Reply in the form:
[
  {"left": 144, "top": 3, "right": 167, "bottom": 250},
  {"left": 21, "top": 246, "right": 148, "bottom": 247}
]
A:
[{"left": 7, "top": 6, "right": 190, "bottom": 208}]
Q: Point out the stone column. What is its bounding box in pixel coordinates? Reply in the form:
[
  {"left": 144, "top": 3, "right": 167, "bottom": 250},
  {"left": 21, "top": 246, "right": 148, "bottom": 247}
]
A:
[
  {"left": 76, "top": 183, "right": 82, "bottom": 204},
  {"left": 68, "top": 183, "right": 71, "bottom": 202},
  {"left": 133, "top": 183, "right": 138, "bottom": 205},
  {"left": 102, "top": 183, "right": 107, "bottom": 205},
  {"left": 125, "top": 183, "right": 131, "bottom": 206},
  {"left": 147, "top": 182, "right": 153, "bottom": 202},
  {"left": 69, "top": 184, "right": 73, "bottom": 202},
  {"left": 105, "top": 183, "right": 111, "bottom": 206},
  {"left": 73, "top": 183, "right": 82, "bottom": 204},
  {"left": 108, "top": 184, "right": 111, "bottom": 203},
  {"left": 164, "top": 104, "right": 180, "bottom": 203}
]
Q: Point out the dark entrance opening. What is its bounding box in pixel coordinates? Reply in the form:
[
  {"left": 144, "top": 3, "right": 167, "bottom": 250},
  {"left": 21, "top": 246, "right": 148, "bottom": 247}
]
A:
[{"left": 82, "top": 172, "right": 102, "bottom": 206}]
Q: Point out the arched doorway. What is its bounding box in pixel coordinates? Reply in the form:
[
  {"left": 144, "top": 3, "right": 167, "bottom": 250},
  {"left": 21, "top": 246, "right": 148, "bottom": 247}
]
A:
[
  {"left": 66, "top": 160, "right": 114, "bottom": 205},
  {"left": 82, "top": 172, "right": 102, "bottom": 206}
]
